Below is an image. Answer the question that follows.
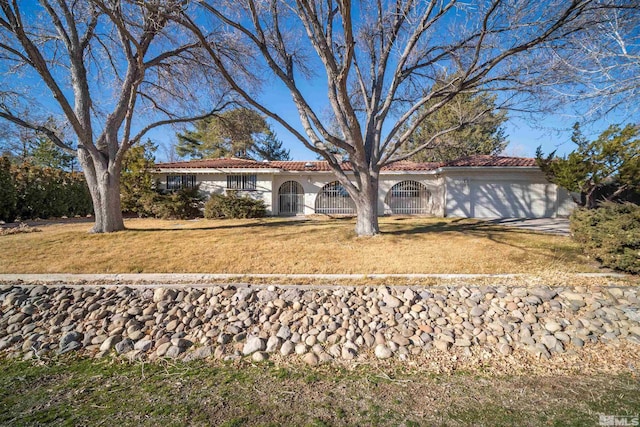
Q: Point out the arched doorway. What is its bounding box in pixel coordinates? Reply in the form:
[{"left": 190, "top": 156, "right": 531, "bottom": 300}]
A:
[
  {"left": 315, "top": 181, "right": 356, "bottom": 214},
  {"left": 278, "top": 181, "right": 304, "bottom": 215},
  {"left": 385, "top": 181, "right": 431, "bottom": 214}
]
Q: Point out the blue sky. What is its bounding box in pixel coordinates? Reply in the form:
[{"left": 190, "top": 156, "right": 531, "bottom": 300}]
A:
[
  {"left": 3, "top": 1, "right": 636, "bottom": 163},
  {"left": 151, "top": 80, "right": 632, "bottom": 162}
]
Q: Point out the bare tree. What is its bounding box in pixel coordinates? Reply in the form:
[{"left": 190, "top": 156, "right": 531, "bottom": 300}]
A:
[
  {"left": 0, "top": 0, "right": 231, "bottom": 232},
  {"left": 553, "top": 5, "right": 640, "bottom": 120},
  {"left": 180, "top": 0, "right": 631, "bottom": 236}
]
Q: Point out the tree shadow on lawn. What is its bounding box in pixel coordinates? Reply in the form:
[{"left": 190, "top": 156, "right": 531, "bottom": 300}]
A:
[
  {"left": 124, "top": 217, "right": 355, "bottom": 233},
  {"left": 383, "top": 217, "right": 524, "bottom": 236},
  {"left": 384, "top": 218, "right": 585, "bottom": 262},
  {"left": 128, "top": 216, "right": 545, "bottom": 238}
]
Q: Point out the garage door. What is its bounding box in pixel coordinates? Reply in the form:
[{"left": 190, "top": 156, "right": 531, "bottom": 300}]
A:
[{"left": 470, "top": 181, "right": 552, "bottom": 218}]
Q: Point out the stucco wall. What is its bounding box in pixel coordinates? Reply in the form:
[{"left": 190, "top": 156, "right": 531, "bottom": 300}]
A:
[
  {"left": 271, "top": 173, "right": 443, "bottom": 216},
  {"left": 155, "top": 167, "right": 575, "bottom": 219},
  {"left": 556, "top": 188, "right": 578, "bottom": 217},
  {"left": 156, "top": 172, "right": 275, "bottom": 214}
]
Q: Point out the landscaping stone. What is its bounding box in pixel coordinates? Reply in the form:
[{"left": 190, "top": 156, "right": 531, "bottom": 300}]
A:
[
  {"left": 280, "top": 340, "right": 294, "bottom": 356},
  {"left": 242, "top": 336, "right": 265, "bottom": 355},
  {"left": 59, "top": 331, "right": 83, "bottom": 349},
  {"left": 470, "top": 306, "right": 485, "bottom": 317},
  {"left": 303, "top": 352, "right": 319, "bottom": 366},
  {"left": 544, "top": 321, "right": 562, "bottom": 333},
  {"left": 383, "top": 294, "right": 402, "bottom": 308},
  {"left": 0, "top": 283, "right": 636, "bottom": 365},
  {"left": 434, "top": 340, "right": 451, "bottom": 352},
  {"left": 374, "top": 344, "right": 393, "bottom": 359},
  {"left": 134, "top": 339, "right": 153, "bottom": 352},
  {"left": 115, "top": 338, "right": 134, "bottom": 355},
  {"left": 99, "top": 335, "right": 122, "bottom": 352},
  {"left": 252, "top": 351, "right": 268, "bottom": 362}
]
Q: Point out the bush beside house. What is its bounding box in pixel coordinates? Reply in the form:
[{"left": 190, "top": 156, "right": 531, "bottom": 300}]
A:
[
  {"left": 571, "top": 203, "right": 640, "bottom": 274},
  {"left": 204, "top": 193, "right": 267, "bottom": 219},
  {"left": 149, "top": 187, "right": 205, "bottom": 220}
]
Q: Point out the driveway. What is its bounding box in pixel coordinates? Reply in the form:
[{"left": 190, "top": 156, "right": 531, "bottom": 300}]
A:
[{"left": 485, "top": 218, "right": 570, "bottom": 236}]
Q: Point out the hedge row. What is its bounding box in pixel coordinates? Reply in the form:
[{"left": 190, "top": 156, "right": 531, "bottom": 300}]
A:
[
  {"left": 0, "top": 157, "right": 93, "bottom": 223},
  {"left": 570, "top": 203, "right": 640, "bottom": 274},
  {"left": 123, "top": 188, "right": 265, "bottom": 221}
]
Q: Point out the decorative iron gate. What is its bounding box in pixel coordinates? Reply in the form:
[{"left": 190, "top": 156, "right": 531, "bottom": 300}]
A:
[
  {"left": 385, "top": 181, "right": 431, "bottom": 214},
  {"left": 315, "top": 181, "right": 356, "bottom": 214},
  {"left": 278, "top": 181, "right": 304, "bottom": 215}
]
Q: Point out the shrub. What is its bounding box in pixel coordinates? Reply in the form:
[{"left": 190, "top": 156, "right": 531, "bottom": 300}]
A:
[
  {"left": 570, "top": 203, "right": 640, "bottom": 274},
  {"left": 204, "top": 193, "right": 267, "bottom": 219},
  {"left": 152, "top": 187, "right": 204, "bottom": 219},
  {"left": 0, "top": 156, "right": 17, "bottom": 223},
  {"left": 120, "top": 140, "right": 157, "bottom": 217},
  {"left": 8, "top": 161, "right": 92, "bottom": 221}
]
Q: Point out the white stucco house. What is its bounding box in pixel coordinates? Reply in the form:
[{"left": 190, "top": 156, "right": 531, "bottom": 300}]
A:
[{"left": 153, "top": 155, "right": 576, "bottom": 218}]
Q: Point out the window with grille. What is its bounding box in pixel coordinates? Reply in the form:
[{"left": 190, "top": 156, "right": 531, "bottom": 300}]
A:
[
  {"left": 166, "top": 174, "right": 196, "bottom": 191},
  {"left": 315, "top": 181, "right": 356, "bottom": 214},
  {"left": 227, "top": 174, "right": 257, "bottom": 190},
  {"left": 385, "top": 180, "right": 431, "bottom": 214}
]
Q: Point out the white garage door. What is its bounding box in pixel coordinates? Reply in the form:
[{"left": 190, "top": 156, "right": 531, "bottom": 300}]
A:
[{"left": 471, "top": 181, "right": 552, "bottom": 218}]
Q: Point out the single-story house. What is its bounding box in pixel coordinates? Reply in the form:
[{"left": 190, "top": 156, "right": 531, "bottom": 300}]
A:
[{"left": 153, "top": 155, "right": 576, "bottom": 218}]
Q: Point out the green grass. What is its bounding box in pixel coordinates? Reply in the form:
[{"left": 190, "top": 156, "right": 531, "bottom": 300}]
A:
[{"left": 0, "top": 357, "right": 638, "bottom": 426}]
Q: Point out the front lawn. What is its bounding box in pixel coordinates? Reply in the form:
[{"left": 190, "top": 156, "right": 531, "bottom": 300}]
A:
[
  {"left": 0, "top": 357, "right": 638, "bottom": 426},
  {"left": 0, "top": 217, "right": 597, "bottom": 274}
]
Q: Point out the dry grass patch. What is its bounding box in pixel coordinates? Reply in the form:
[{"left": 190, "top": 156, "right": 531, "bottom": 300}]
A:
[
  {"left": 1, "top": 357, "right": 638, "bottom": 426},
  {"left": 0, "top": 216, "right": 601, "bottom": 274}
]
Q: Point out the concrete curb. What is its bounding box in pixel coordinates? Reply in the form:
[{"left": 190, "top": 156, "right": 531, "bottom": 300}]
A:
[{"left": 0, "top": 272, "right": 629, "bottom": 285}]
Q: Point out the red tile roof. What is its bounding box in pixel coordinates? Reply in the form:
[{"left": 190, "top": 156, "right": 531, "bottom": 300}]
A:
[
  {"left": 155, "top": 158, "right": 278, "bottom": 169},
  {"left": 154, "top": 156, "right": 537, "bottom": 171},
  {"left": 442, "top": 155, "right": 538, "bottom": 167}
]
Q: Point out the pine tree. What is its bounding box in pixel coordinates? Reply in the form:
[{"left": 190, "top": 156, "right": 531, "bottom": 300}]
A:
[
  {"left": 402, "top": 92, "right": 508, "bottom": 162},
  {"left": 536, "top": 123, "right": 640, "bottom": 208},
  {"left": 253, "top": 129, "right": 291, "bottom": 161},
  {"left": 176, "top": 108, "right": 270, "bottom": 159},
  {"left": 30, "top": 136, "right": 76, "bottom": 171}
]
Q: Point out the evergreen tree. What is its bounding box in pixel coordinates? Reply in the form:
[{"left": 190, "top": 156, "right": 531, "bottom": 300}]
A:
[
  {"left": 402, "top": 92, "right": 508, "bottom": 162},
  {"left": 30, "top": 136, "right": 76, "bottom": 171},
  {"left": 253, "top": 129, "right": 291, "bottom": 161},
  {"left": 0, "top": 156, "right": 17, "bottom": 222},
  {"left": 536, "top": 123, "right": 640, "bottom": 208},
  {"left": 176, "top": 108, "right": 286, "bottom": 160},
  {"left": 120, "top": 139, "right": 158, "bottom": 216}
]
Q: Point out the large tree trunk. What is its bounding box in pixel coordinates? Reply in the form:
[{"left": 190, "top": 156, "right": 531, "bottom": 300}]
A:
[
  {"left": 353, "top": 172, "right": 380, "bottom": 236},
  {"left": 79, "top": 149, "right": 125, "bottom": 233}
]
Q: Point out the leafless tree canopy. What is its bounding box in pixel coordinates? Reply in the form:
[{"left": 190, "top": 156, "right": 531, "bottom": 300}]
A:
[
  {"left": 0, "top": 0, "right": 234, "bottom": 232},
  {"left": 551, "top": 5, "right": 640, "bottom": 120},
  {"left": 184, "top": 0, "right": 636, "bottom": 235}
]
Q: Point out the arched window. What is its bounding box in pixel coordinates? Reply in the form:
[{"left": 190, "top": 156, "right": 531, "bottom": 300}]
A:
[
  {"left": 278, "top": 181, "right": 304, "bottom": 215},
  {"left": 315, "top": 181, "right": 356, "bottom": 215},
  {"left": 385, "top": 181, "right": 431, "bottom": 214}
]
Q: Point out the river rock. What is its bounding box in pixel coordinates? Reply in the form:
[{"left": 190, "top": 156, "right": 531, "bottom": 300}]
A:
[
  {"left": 374, "top": 344, "right": 393, "bottom": 359},
  {"left": 242, "top": 336, "right": 265, "bottom": 356}
]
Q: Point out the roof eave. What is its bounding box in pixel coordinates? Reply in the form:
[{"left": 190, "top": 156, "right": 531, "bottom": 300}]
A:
[
  {"left": 436, "top": 166, "right": 540, "bottom": 173},
  {"left": 154, "top": 167, "right": 283, "bottom": 174}
]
